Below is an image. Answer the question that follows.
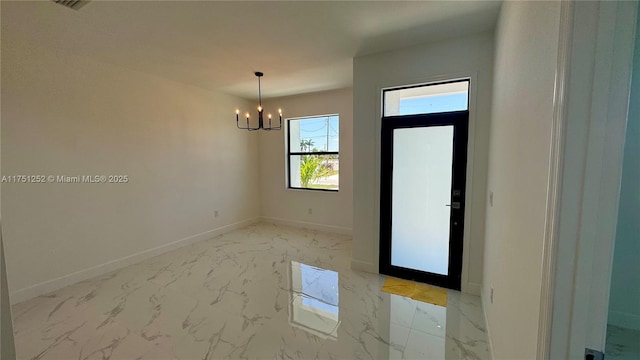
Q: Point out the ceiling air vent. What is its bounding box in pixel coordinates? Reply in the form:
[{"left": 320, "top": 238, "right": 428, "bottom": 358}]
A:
[{"left": 52, "top": 0, "right": 90, "bottom": 11}]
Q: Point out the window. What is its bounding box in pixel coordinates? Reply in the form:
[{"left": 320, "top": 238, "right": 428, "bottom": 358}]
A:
[
  {"left": 287, "top": 115, "right": 339, "bottom": 191},
  {"left": 383, "top": 79, "right": 469, "bottom": 117}
]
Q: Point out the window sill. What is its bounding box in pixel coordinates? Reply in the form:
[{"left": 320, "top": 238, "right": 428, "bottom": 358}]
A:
[{"left": 287, "top": 187, "right": 339, "bottom": 193}]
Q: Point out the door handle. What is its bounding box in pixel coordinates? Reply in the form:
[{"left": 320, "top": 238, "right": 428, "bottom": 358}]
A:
[{"left": 446, "top": 202, "right": 461, "bottom": 209}]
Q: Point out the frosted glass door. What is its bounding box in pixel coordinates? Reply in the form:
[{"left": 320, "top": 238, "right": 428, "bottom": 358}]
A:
[{"left": 391, "top": 126, "right": 454, "bottom": 275}]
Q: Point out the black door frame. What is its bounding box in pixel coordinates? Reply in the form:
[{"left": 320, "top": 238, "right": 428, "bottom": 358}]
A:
[{"left": 379, "top": 110, "right": 469, "bottom": 290}]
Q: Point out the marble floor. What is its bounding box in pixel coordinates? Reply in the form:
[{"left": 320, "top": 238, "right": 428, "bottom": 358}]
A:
[
  {"left": 12, "top": 223, "right": 491, "bottom": 360},
  {"left": 606, "top": 325, "right": 640, "bottom": 360}
]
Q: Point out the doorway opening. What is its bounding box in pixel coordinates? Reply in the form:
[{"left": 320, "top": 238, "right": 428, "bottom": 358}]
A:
[{"left": 380, "top": 80, "right": 470, "bottom": 290}]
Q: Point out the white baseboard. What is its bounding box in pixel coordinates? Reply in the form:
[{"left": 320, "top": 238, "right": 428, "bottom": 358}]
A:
[
  {"left": 350, "top": 259, "right": 377, "bottom": 273},
  {"left": 260, "top": 216, "right": 352, "bottom": 235},
  {"left": 481, "top": 288, "right": 495, "bottom": 360},
  {"left": 609, "top": 310, "right": 640, "bottom": 331},
  {"left": 10, "top": 217, "right": 260, "bottom": 304},
  {"left": 463, "top": 282, "right": 482, "bottom": 296}
]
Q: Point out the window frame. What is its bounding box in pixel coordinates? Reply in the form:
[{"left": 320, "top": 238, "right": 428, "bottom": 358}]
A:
[{"left": 286, "top": 114, "right": 340, "bottom": 192}]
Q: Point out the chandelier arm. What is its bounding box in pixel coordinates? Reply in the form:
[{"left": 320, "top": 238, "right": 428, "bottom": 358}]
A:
[
  {"left": 236, "top": 113, "right": 260, "bottom": 130},
  {"left": 263, "top": 116, "right": 282, "bottom": 130},
  {"left": 237, "top": 123, "right": 261, "bottom": 131}
]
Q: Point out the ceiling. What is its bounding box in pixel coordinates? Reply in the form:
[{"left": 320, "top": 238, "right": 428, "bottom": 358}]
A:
[{"left": 2, "top": 0, "right": 501, "bottom": 100}]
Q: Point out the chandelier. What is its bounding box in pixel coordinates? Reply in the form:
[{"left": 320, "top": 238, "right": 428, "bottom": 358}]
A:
[{"left": 236, "top": 72, "right": 282, "bottom": 131}]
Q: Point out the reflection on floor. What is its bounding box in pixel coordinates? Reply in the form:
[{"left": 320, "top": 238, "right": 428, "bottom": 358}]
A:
[
  {"left": 290, "top": 261, "right": 340, "bottom": 340},
  {"left": 606, "top": 325, "right": 640, "bottom": 360},
  {"left": 12, "top": 223, "right": 491, "bottom": 359}
]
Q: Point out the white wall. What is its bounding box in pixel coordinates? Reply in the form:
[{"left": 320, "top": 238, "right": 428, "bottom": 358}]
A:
[
  {"left": 609, "top": 3, "right": 640, "bottom": 330},
  {"left": 0, "top": 157, "right": 17, "bottom": 359},
  {"left": 1, "top": 34, "right": 260, "bottom": 302},
  {"left": 1, "top": 232, "right": 16, "bottom": 359},
  {"left": 0, "top": 0, "right": 17, "bottom": 350},
  {"left": 352, "top": 31, "right": 494, "bottom": 293},
  {"left": 482, "top": 2, "right": 560, "bottom": 359},
  {"left": 259, "top": 88, "right": 353, "bottom": 233}
]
